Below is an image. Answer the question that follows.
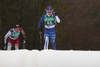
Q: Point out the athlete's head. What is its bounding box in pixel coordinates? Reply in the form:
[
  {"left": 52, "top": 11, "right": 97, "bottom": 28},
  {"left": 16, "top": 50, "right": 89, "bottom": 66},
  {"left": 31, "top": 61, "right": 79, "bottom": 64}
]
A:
[
  {"left": 46, "top": 6, "right": 53, "bottom": 15},
  {"left": 14, "top": 22, "right": 20, "bottom": 32},
  {"left": 14, "top": 22, "right": 19, "bottom": 28}
]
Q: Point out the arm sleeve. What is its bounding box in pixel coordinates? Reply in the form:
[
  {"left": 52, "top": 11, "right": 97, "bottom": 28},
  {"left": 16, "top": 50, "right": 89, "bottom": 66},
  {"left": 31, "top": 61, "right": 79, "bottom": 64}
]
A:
[
  {"left": 4, "top": 31, "right": 11, "bottom": 43},
  {"left": 38, "top": 15, "right": 44, "bottom": 29},
  {"left": 55, "top": 16, "right": 60, "bottom": 23},
  {"left": 20, "top": 28, "right": 25, "bottom": 38}
]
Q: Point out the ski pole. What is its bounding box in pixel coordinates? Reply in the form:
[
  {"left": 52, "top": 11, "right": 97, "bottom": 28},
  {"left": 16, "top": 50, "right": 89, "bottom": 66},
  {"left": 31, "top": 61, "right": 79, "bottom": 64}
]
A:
[
  {"left": 23, "top": 40, "right": 26, "bottom": 49},
  {"left": 56, "top": 23, "right": 58, "bottom": 33},
  {"left": 40, "top": 32, "right": 42, "bottom": 50},
  {"left": 23, "top": 43, "right": 25, "bottom": 49}
]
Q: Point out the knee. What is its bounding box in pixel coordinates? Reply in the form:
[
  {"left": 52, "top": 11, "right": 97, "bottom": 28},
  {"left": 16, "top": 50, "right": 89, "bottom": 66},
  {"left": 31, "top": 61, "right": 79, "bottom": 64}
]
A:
[
  {"left": 15, "top": 44, "right": 19, "bottom": 50},
  {"left": 8, "top": 43, "right": 11, "bottom": 46},
  {"left": 51, "top": 38, "right": 55, "bottom": 43},
  {"left": 45, "top": 36, "right": 49, "bottom": 42}
]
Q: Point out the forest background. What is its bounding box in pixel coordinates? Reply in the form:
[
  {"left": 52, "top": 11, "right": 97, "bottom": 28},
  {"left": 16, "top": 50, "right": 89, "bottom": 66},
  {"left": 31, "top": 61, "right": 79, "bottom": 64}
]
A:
[{"left": 0, "top": 0, "right": 100, "bottom": 50}]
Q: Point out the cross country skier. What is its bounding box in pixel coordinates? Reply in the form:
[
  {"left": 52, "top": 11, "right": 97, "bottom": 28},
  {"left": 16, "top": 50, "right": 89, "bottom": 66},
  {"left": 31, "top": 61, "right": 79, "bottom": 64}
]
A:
[
  {"left": 38, "top": 6, "right": 60, "bottom": 50},
  {"left": 4, "top": 23, "right": 26, "bottom": 50}
]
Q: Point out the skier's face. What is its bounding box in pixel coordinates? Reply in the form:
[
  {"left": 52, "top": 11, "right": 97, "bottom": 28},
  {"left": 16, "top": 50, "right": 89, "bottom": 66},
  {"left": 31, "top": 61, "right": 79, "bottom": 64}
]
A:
[
  {"left": 47, "top": 10, "right": 52, "bottom": 15},
  {"left": 14, "top": 28, "right": 19, "bottom": 32}
]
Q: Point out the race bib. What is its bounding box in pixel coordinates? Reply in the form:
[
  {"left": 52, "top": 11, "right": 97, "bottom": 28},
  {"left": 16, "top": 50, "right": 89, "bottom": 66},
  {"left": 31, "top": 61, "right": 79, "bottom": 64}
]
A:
[
  {"left": 10, "top": 32, "right": 20, "bottom": 37},
  {"left": 44, "top": 17, "right": 56, "bottom": 28},
  {"left": 44, "top": 17, "right": 55, "bottom": 22}
]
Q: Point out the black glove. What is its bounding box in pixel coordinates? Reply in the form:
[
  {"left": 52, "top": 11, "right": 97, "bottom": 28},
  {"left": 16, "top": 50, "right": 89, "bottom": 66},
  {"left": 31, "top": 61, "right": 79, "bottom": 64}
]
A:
[
  {"left": 53, "top": 12, "right": 58, "bottom": 16},
  {"left": 39, "top": 28, "right": 42, "bottom": 34},
  {"left": 23, "top": 37, "right": 26, "bottom": 43},
  {"left": 4, "top": 43, "right": 6, "bottom": 50}
]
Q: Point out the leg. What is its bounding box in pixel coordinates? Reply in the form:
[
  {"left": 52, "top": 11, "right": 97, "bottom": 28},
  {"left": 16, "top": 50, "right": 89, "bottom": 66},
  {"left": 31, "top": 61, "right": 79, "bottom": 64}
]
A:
[
  {"left": 14, "top": 38, "right": 19, "bottom": 50},
  {"left": 15, "top": 44, "right": 19, "bottom": 50},
  {"left": 7, "top": 38, "right": 13, "bottom": 50},
  {"left": 7, "top": 43, "right": 12, "bottom": 50},
  {"left": 50, "top": 33, "right": 56, "bottom": 50},
  {"left": 44, "top": 34, "right": 49, "bottom": 50},
  {"left": 49, "top": 28, "right": 56, "bottom": 50}
]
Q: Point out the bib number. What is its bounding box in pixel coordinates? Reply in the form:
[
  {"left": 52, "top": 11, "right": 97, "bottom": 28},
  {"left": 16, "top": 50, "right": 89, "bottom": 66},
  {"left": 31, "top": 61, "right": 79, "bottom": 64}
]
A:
[{"left": 46, "top": 22, "right": 52, "bottom": 25}]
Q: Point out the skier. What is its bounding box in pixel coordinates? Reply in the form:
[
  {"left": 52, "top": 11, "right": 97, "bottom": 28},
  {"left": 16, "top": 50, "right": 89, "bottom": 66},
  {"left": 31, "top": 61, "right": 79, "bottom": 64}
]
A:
[
  {"left": 4, "top": 23, "right": 26, "bottom": 50},
  {"left": 38, "top": 6, "right": 60, "bottom": 50}
]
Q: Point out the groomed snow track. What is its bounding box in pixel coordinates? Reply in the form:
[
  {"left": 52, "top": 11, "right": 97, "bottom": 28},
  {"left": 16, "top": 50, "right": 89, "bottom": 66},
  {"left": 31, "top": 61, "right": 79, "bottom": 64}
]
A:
[{"left": 0, "top": 49, "right": 100, "bottom": 67}]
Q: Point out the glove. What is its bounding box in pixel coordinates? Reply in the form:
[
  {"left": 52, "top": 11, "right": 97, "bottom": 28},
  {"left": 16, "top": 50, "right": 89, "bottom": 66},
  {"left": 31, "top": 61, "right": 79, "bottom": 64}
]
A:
[
  {"left": 23, "top": 37, "right": 26, "bottom": 49},
  {"left": 4, "top": 43, "right": 6, "bottom": 50},
  {"left": 23, "top": 37, "right": 26, "bottom": 43},
  {"left": 39, "top": 28, "right": 42, "bottom": 34},
  {"left": 53, "top": 12, "right": 58, "bottom": 16}
]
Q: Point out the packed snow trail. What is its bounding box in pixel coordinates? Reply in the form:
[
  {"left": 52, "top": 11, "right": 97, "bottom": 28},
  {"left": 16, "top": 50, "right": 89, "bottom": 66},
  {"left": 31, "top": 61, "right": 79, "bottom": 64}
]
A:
[{"left": 0, "top": 49, "right": 100, "bottom": 67}]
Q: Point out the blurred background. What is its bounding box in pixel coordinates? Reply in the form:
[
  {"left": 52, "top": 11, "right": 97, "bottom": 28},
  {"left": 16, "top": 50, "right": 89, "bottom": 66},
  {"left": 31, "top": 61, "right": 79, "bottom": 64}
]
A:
[{"left": 0, "top": 0, "right": 100, "bottom": 50}]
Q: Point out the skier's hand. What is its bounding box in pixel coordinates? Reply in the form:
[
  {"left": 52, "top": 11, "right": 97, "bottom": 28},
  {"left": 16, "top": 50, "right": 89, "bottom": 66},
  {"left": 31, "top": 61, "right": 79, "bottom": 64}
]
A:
[
  {"left": 39, "top": 28, "right": 42, "bottom": 34},
  {"left": 4, "top": 43, "right": 6, "bottom": 50},
  {"left": 23, "top": 37, "right": 26, "bottom": 43},
  {"left": 53, "top": 12, "right": 58, "bottom": 16},
  {"left": 23, "top": 39, "right": 26, "bottom": 43},
  {"left": 23, "top": 38, "right": 26, "bottom": 49}
]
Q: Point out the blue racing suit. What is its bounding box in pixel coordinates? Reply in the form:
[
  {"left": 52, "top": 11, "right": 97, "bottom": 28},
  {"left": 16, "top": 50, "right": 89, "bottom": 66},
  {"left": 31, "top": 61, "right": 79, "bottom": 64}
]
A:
[{"left": 38, "top": 13, "right": 60, "bottom": 50}]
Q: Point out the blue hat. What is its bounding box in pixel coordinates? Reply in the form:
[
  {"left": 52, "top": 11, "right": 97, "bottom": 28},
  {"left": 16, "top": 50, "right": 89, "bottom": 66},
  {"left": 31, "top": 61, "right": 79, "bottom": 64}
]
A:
[{"left": 46, "top": 6, "right": 52, "bottom": 11}]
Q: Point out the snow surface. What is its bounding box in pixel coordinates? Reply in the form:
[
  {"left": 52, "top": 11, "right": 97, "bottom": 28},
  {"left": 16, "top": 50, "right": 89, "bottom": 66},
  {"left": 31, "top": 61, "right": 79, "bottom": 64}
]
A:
[{"left": 0, "top": 49, "right": 100, "bottom": 67}]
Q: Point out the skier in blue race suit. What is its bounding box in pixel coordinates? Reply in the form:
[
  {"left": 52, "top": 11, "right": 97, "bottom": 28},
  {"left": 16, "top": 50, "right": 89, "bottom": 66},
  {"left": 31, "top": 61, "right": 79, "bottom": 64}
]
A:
[{"left": 38, "top": 6, "right": 60, "bottom": 50}]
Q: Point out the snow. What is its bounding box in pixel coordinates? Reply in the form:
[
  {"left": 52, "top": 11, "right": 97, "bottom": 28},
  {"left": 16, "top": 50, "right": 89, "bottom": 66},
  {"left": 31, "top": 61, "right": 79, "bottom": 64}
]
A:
[{"left": 0, "top": 49, "right": 100, "bottom": 67}]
